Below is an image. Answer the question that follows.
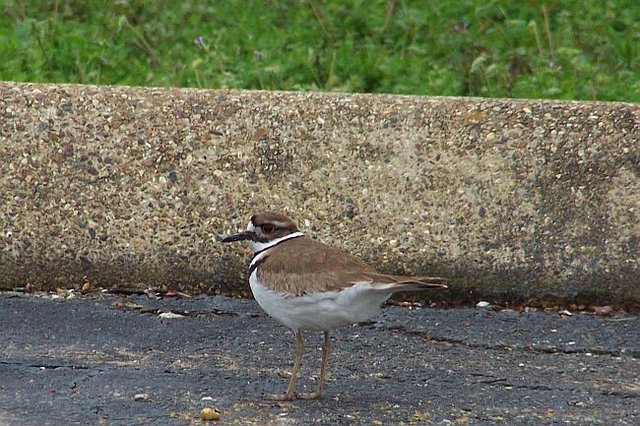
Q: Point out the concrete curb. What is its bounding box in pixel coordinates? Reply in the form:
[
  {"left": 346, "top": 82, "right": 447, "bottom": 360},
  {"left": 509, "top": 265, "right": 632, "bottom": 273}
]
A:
[{"left": 1, "top": 82, "right": 638, "bottom": 307}]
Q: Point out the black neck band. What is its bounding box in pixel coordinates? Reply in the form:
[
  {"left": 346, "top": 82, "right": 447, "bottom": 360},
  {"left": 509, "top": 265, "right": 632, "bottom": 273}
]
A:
[{"left": 249, "top": 234, "right": 303, "bottom": 274}]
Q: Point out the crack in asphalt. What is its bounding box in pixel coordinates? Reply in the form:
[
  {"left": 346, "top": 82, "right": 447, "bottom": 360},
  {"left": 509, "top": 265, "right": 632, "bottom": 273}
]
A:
[
  {"left": 601, "top": 390, "right": 640, "bottom": 399},
  {"left": 397, "top": 330, "right": 638, "bottom": 358},
  {"left": 121, "top": 305, "right": 240, "bottom": 318},
  {"left": 0, "top": 360, "right": 89, "bottom": 370}
]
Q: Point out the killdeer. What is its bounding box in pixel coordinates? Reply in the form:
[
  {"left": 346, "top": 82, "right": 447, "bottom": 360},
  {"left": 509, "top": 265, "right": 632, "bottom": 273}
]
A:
[{"left": 221, "top": 211, "right": 447, "bottom": 401}]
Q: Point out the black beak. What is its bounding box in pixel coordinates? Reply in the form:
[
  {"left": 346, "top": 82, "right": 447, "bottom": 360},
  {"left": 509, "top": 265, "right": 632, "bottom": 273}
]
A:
[{"left": 220, "top": 231, "right": 254, "bottom": 243}]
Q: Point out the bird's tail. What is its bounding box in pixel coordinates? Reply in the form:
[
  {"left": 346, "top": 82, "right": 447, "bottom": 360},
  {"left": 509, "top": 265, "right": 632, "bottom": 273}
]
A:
[{"left": 369, "top": 274, "right": 448, "bottom": 292}]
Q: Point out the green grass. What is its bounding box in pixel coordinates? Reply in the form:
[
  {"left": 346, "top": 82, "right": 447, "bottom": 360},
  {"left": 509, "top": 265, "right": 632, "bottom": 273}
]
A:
[{"left": 1, "top": 0, "right": 639, "bottom": 101}]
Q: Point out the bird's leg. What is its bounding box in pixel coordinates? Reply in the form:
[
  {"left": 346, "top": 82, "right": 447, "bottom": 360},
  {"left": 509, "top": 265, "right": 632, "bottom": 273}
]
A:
[
  {"left": 267, "top": 329, "right": 304, "bottom": 401},
  {"left": 297, "top": 330, "right": 330, "bottom": 400}
]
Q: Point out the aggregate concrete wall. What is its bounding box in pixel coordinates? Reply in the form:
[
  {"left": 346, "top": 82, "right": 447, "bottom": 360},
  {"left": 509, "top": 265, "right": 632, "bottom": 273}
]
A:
[{"left": 1, "top": 82, "right": 638, "bottom": 307}]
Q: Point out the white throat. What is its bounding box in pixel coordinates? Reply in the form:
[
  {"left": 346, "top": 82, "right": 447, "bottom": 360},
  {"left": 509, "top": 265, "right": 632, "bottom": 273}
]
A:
[{"left": 247, "top": 231, "right": 305, "bottom": 255}]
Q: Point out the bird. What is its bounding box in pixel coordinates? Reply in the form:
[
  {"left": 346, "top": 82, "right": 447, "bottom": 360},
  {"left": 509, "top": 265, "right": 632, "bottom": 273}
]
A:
[{"left": 221, "top": 211, "right": 447, "bottom": 401}]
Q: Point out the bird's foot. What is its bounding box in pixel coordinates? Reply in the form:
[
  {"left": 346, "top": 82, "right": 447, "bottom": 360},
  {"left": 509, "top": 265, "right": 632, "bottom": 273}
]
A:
[
  {"left": 295, "top": 390, "right": 323, "bottom": 400},
  {"left": 265, "top": 392, "right": 295, "bottom": 401},
  {"left": 264, "top": 391, "right": 322, "bottom": 401}
]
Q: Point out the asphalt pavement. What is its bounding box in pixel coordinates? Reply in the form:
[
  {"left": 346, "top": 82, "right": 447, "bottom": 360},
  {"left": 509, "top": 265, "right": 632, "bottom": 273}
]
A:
[{"left": 0, "top": 291, "right": 638, "bottom": 425}]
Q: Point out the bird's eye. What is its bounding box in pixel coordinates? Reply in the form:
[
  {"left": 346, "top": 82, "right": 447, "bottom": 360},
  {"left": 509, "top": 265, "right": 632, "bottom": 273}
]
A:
[{"left": 261, "top": 224, "right": 275, "bottom": 234}]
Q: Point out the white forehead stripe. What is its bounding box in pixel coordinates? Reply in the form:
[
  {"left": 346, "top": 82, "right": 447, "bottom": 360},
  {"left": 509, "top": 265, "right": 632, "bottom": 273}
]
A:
[
  {"left": 271, "top": 220, "right": 290, "bottom": 228},
  {"left": 248, "top": 220, "right": 290, "bottom": 230}
]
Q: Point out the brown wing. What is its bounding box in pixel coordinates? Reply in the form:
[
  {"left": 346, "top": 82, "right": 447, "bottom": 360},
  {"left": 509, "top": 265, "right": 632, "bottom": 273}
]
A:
[{"left": 257, "top": 237, "right": 447, "bottom": 295}]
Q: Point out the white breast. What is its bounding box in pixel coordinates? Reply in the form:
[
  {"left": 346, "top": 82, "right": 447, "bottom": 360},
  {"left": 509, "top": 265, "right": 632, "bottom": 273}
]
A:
[{"left": 249, "top": 270, "right": 393, "bottom": 331}]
